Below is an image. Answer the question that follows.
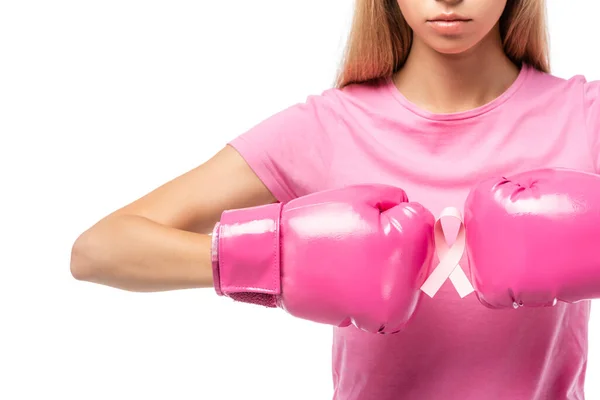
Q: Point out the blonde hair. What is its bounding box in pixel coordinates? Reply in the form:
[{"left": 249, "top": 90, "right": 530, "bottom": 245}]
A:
[{"left": 335, "top": 0, "right": 549, "bottom": 88}]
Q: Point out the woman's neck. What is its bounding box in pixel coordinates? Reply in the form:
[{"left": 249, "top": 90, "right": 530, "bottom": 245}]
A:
[{"left": 393, "top": 27, "right": 520, "bottom": 114}]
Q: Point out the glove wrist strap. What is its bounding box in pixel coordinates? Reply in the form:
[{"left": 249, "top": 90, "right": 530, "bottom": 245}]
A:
[{"left": 213, "top": 203, "right": 283, "bottom": 307}]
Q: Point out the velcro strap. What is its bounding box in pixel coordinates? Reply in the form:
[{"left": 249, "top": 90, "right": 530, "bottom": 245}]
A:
[{"left": 214, "top": 203, "right": 283, "bottom": 307}]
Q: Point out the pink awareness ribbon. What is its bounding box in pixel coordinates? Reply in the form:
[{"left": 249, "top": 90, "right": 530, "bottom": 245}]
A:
[{"left": 420, "top": 206, "right": 474, "bottom": 298}]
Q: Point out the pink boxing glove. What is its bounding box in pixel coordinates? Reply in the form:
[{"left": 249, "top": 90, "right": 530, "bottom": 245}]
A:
[
  {"left": 464, "top": 168, "right": 600, "bottom": 309},
  {"left": 211, "top": 184, "right": 435, "bottom": 333}
]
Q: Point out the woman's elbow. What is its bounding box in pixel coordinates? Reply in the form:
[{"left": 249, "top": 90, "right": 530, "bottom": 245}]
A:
[{"left": 70, "top": 229, "right": 101, "bottom": 282}]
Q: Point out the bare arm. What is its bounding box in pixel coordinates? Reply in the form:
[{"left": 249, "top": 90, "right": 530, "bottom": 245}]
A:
[{"left": 70, "top": 145, "right": 276, "bottom": 292}]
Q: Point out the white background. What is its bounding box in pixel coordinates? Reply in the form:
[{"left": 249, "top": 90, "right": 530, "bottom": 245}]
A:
[{"left": 1, "top": 1, "right": 599, "bottom": 399}]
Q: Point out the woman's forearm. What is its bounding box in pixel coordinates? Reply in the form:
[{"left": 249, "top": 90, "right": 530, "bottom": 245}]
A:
[{"left": 70, "top": 215, "right": 214, "bottom": 292}]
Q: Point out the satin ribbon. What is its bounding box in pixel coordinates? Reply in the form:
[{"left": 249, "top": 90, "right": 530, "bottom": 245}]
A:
[{"left": 420, "top": 207, "right": 474, "bottom": 298}]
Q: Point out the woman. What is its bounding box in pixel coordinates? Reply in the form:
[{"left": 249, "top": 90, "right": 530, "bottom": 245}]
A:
[{"left": 70, "top": 0, "right": 598, "bottom": 398}]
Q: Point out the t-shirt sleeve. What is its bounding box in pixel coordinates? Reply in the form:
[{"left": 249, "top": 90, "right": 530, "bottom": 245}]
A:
[
  {"left": 584, "top": 80, "right": 600, "bottom": 173},
  {"left": 228, "top": 92, "right": 338, "bottom": 203}
]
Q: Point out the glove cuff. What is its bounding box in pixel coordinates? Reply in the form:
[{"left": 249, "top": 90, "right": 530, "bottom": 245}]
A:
[
  {"left": 211, "top": 221, "right": 223, "bottom": 296},
  {"left": 212, "top": 202, "right": 283, "bottom": 307}
]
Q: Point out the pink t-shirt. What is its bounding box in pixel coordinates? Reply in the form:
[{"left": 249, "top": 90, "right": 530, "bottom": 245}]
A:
[{"left": 229, "top": 65, "right": 600, "bottom": 400}]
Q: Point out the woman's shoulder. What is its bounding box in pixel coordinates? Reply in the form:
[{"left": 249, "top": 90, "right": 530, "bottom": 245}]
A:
[
  {"left": 324, "top": 77, "right": 391, "bottom": 102},
  {"left": 314, "top": 77, "right": 398, "bottom": 122},
  {"left": 525, "top": 64, "right": 595, "bottom": 93},
  {"left": 510, "top": 64, "right": 599, "bottom": 112}
]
